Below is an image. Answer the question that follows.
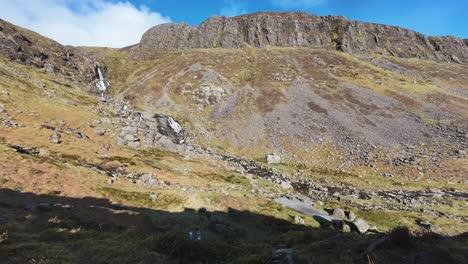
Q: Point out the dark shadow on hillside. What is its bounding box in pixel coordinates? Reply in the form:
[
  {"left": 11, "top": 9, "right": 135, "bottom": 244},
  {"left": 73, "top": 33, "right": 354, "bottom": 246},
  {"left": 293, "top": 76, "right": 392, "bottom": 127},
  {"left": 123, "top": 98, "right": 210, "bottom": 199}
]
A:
[{"left": 0, "top": 188, "right": 466, "bottom": 264}]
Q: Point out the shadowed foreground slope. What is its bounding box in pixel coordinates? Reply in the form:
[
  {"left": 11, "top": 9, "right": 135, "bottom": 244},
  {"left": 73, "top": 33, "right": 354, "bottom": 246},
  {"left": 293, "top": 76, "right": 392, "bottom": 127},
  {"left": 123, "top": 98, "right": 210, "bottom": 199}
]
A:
[{"left": 0, "top": 188, "right": 467, "bottom": 264}]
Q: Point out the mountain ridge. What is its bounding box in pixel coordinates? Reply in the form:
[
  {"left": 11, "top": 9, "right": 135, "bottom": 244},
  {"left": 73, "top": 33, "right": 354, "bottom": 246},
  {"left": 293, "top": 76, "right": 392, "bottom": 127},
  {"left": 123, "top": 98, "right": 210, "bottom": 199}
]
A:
[{"left": 132, "top": 12, "right": 468, "bottom": 63}]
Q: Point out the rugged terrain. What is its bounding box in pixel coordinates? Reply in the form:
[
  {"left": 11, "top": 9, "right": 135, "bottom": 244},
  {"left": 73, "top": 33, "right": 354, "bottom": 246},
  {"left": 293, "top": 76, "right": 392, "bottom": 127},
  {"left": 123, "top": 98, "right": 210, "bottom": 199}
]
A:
[{"left": 0, "top": 12, "right": 467, "bottom": 264}]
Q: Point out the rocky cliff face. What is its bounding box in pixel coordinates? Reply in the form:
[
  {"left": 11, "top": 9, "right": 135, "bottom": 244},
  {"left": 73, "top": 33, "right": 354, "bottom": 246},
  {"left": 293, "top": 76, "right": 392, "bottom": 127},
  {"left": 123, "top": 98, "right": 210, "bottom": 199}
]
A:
[
  {"left": 134, "top": 12, "right": 468, "bottom": 63},
  {"left": 0, "top": 19, "right": 95, "bottom": 81}
]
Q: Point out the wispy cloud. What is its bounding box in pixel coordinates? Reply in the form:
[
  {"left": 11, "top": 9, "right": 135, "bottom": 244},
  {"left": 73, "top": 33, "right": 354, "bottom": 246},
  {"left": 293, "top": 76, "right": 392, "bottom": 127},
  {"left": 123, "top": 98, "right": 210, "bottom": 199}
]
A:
[
  {"left": 0, "top": 0, "right": 171, "bottom": 48},
  {"left": 270, "top": 0, "right": 325, "bottom": 9},
  {"left": 220, "top": 0, "right": 247, "bottom": 17}
]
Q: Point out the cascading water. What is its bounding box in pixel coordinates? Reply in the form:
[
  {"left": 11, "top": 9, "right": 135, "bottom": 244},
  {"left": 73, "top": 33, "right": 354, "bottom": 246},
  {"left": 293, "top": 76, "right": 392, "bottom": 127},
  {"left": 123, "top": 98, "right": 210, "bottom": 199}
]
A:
[{"left": 95, "top": 65, "right": 109, "bottom": 97}]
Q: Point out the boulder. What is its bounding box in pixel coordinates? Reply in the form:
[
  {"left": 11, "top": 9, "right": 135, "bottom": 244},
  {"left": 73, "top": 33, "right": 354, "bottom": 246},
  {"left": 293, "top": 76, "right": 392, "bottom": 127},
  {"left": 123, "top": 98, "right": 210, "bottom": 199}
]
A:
[
  {"left": 13, "top": 145, "right": 40, "bottom": 155},
  {"left": 266, "top": 153, "right": 281, "bottom": 164},
  {"left": 121, "top": 126, "right": 138, "bottom": 134},
  {"left": 194, "top": 83, "right": 226, "bottom": 105},
  {"left": 271, "top": 247, "right": 297, "bottom": 264},
  {"left": 150, "top": 193, "right": 158, "bottom": 201},
  {"left": 352, "top": 218, "right": 370, "bottom": 234},
  {"left": 416, "top": 219, "right": 432, "bottom": 229},
  {"left": 294, "top": 215, "right": 305, "bottom": 225},
  {"left": 38, "top": 148, "right": 51, "bottom": 158},
  {"left": 341, "top": 223, "right": 352, "bottom": 233},
  {"left": 347, "top": 211, "right": 356, "bottom": 221},
  {"left": 156, "top": 115, "right": 186, "bottom": 144},
  {"left": 48, "top": 133, "right": 62, "bottom": 144},
  {"left": 95, "top": 127, "right": 106, "bottom": 136},
  {"left": 123, "top": 134, "right": 139, "bottom": 142},
  {"left": 280, "top": 180, "right": 293, "bottom": 190},
  {"left": 43, "top": 63, "right": 55, "bottom": 73},
  {"left": 332, "top": 208, "right": 346, "bottom": 219}
]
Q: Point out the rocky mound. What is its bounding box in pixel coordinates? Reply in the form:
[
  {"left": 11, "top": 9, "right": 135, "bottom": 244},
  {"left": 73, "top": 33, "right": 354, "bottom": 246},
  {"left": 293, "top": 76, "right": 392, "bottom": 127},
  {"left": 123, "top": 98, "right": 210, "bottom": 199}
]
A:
[
  {"left": 133, "top": 12, "right": 468, "bottom": 63},
  {"left": 0, "top": 19, "right": 95, "bottom": 81}
]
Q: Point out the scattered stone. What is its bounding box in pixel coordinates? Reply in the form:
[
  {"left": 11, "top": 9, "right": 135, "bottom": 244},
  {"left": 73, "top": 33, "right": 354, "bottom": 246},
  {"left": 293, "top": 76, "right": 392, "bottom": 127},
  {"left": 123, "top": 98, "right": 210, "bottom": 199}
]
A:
[
  {"left": 271, "top": 247, "right": 297, "bottom": 264},
  {"left": 193, "top": 83, "right": 226, "bottom": 105},
  {"left": 156, "top": 115, "right": 186, "bottom": 144},
  {"left": 332, "top": 208, "right": 346, "bottom": 219},
  {"left": 347, "top": 211, "right": 356, "bottom": 221},
  {"left": 95, "top": 127, "right": 106, "bottom": 136},
  {"left": 12, "top": 145, "right": 39, "bottom": 156},
  {"left": 102, "top": 145, "right": 111, "bottom": 151},
  {"left": 48, "top": 133, "right": 62, "bottom": 144},
  {"left": 416, "top": 219, "right": 432, "bottom": 229},
  {"left": 280, "top": 180, "right": 293, "bottom": 190},
  {"left": 187, "top": 230, "right": 202, "bottom": 241},
  {"left": 67, "top": 129, "right": 88, "bottom": 139},
  {"left": 121, "top": 126, "right": 138, "bottom": 134},
  {"left": 106, "top": 178, "right": 114, "bottom": 185},
  {"left": 150, "top": 193, "right": 158, "bottom": 201},
  {"left": 293, "top": 215, "right": 305, "bottom": 225},
  {"left": 266, "top": 153, "right": 281, "bottom": 164},
  {"left": 352, "top": 218, "right": 370, "bottom": 234},
  {"left": 341, "top": 223, "right": 352, "bottom": 233},
  {"left": 43, "top": 63, "right": 55, "bottom": 73},
  {"left": 38, "top": 148, "right": 51, "bottom": 158},
  {"left": 124, "top": 134, "right": 139, "bottom": 142},
  {"left": 274, "top": 196, "right": 328, "bottom": 217}
]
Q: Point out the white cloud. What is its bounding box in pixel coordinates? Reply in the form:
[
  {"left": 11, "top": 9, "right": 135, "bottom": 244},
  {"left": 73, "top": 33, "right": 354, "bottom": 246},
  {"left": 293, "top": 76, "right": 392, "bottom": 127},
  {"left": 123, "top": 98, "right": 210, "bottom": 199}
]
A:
[
  {"left": 220, "top": 0, "right": 247, "bottom": 17},
  {"left": 270, "top": 0, "right": 325, "bottom": 9},
  {"left": 0, "top": 0, "right": 171, "bottom": 48}
]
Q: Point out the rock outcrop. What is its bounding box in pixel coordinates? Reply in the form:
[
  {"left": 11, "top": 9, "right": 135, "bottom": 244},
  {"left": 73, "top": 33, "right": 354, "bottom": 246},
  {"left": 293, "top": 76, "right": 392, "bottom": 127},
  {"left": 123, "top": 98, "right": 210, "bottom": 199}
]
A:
[
  {"left": 134, "top": 12, "right": 468, "bottom": 63},
  {"left": 0, "top": 19, "right": 95, "bottom": 80}
]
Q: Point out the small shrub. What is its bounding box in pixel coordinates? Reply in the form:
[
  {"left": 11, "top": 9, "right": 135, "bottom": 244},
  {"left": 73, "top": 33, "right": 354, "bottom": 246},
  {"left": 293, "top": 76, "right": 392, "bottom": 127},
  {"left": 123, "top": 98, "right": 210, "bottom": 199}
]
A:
[{"left": 386, "top": 227, "right": 415, "bottom": 249}]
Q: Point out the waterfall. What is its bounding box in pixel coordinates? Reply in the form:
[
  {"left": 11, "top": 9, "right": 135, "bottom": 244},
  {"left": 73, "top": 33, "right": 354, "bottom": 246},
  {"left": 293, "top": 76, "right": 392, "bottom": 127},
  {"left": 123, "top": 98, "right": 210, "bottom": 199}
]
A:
[{"left": 95, "top": 65, "right": 108, "bottom": 93}]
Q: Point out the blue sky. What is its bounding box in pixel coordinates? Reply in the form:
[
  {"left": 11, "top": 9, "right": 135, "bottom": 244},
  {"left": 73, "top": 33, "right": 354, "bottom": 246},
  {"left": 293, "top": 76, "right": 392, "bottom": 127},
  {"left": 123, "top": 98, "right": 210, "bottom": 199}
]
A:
[{"left": 0, "top": 0, "right": 466, "bottom": 47}]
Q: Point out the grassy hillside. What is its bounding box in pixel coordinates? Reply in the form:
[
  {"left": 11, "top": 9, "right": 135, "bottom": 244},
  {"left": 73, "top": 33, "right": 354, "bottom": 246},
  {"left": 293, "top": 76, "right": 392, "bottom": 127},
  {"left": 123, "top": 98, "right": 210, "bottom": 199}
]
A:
[{"left": 0, "top": 20, "right": 467, "bottom": 263}]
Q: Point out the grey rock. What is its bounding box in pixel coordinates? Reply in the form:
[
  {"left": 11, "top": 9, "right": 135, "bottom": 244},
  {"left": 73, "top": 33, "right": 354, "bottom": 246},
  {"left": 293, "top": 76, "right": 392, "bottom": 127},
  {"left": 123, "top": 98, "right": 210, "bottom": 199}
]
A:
[
  {"left": 95, "top": 127, "right": 106, "bottom": 136},
  {"left": 121, "top": 126, "right": 138, "bottom": 134},
  {"left": 123, "top": 134, "right": 139, "bottom": 142},
  {"left": 13, "top": 145, "right": 40, "bottom": 155},
  {"left": 266, "top": 153, "right": 281, "bottom": 164},
  {"left": 43, "top": 63, "right": 55, "bottom": 73},
  {"left": 271, "top": 247, "right": 297, "bottom": 264},
  {"left": 293, "top": 215, "right": 305, "bottom": 225},
  {"left": 48, "top": 133, "right": 62, "bottom": 144},
  {"left": 150, "top": 193, "right": 158, "bottom": 201},
  {"left": 332, "top": 208, "right": 346, "bottom": 219},
  {"left": 156, "top": 115, "right": 186, "bottom": 144},
  {"left": 193, "top": 83, "right": 227, "bottom": 105},
  {"left": 274, "top": 196, "right": 329, "bottom": 217},
  {"left": 187, "top": 230, "right": 202, "bottom": 241},
  {"left": 416, "top": 219, "right": 432, "bottom": 229},
  {"left": 117, "top": 138, "right": 128, "bottom": 146},
  {"left": 352, "top": 218, "right": 370, "bottom": 234},
  {"left": 341, "top": 223, "right": 352, "bottom": 233},
  {"left": 347, "top": 211, "right": 356, "bottom": 221}
]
